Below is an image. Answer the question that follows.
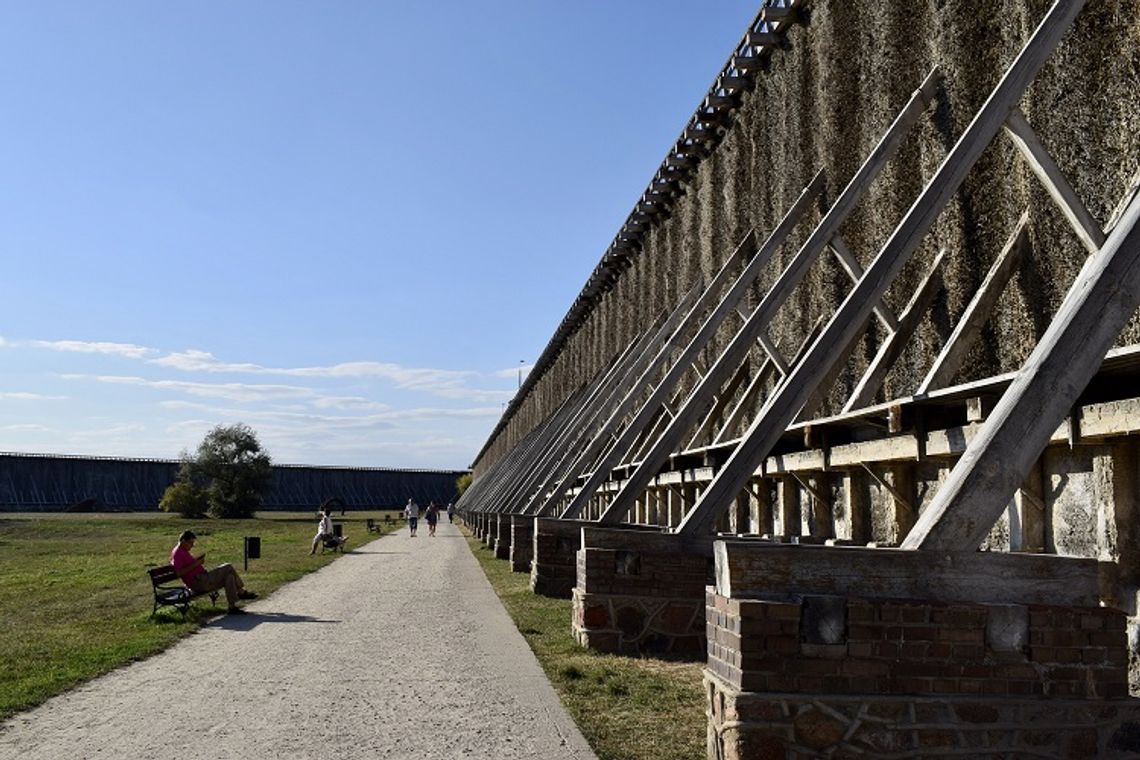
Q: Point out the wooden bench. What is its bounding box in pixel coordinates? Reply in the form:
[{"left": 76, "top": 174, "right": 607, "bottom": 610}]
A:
[
  {"left": 367, "top": 518, "right": 380, "bottom": 533},
  {"left": 148, "top": 565, "right": 217, "bottom": 618}
]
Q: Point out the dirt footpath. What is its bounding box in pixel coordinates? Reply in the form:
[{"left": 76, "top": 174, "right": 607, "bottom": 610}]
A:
[{"left": 0, "top": 520, "right": 597, "bottom": 759}]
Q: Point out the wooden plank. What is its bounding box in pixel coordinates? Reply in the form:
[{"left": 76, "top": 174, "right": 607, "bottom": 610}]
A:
[
  {"left": 679, "top": 1, "right": 1086, "bottom": 540},
  {"left": 713, "top": 542, "right": 1104, "bottom": 607},
  {"left": 904, "top": 165, "right": 1140, "bottom": 551},
  {"left": 1003, "top": 108, "right": 1105, "bottom": 254},
  {"left": 917, "top": 211, "right": 1033, "bottom": 395},
  {"left": 844, "top": 250, "right": 947, "bottom": 412}
]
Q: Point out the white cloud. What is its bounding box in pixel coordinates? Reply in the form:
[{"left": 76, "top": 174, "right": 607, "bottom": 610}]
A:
[
  {"left": 0, "top": 423, "right": 54, "bottom": 433},
  {"left": 0, "top": 391, "right": 67, "bottom": 401},
  {"left": 33, "top": 340, "right": 156, "bottom": 359},
  {"left": 151, "top": 349, "right": 509, "bottom": 402},
  {"left": 66, "top": 374, "right": 318, "bottom": 403}
]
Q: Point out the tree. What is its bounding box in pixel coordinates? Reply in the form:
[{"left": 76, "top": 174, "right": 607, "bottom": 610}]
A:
[
  {"left": 179, "top": 423, "right": 273, "bottom": 519},
  {"left": 159, "top": 477, "right": 209, "bottom": 518},
  {"left": 456, "top": 472, "right": 472, "bottom": 496}
]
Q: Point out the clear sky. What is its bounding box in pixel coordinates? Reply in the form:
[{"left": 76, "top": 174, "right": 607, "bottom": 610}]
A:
[{"left": 1, "top": 2, "right": 758, "bottom": 470}]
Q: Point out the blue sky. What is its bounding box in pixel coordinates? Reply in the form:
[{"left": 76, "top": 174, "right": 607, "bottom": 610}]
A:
[{"left": 0, "top": 2, "right": 757, "bottom": 469}]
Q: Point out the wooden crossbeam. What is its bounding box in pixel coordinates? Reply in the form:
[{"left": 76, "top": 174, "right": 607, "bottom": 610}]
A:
[
  {"left": 844, "top": 250, "right": 947, "bottom": 412},
  {"left": 687, "top": 356, "right": 753, "bottom": 451},
  {"left": 677, "top": 1, "right": 1087, "bottom": 540},
  {"left": 917, "top": 212, "right": 1032, "bottom": 395},
  {"left": 1003, "top": 108, "right": 1105, "bottom": 254},
  {"left": 715, "top": 317, "right": 825, "bottom": 445},
  {"left": 904, "top": 164, "right": 1140, "bottom": 551},
  {"left": 828, "top": 236, "right": 899, "bottom": 332},
  {"left": 755, "top": 329, "right": 791, "bottom": 374}
]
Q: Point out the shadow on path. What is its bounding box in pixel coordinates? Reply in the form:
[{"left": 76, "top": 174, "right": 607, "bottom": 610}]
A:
[{"left": 209, "top": 611, "right": 340, "bottom": 632}]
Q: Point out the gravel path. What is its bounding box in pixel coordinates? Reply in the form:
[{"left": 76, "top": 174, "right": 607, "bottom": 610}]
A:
[{"left": 0, "top": 520, "right": 597, "bottom": 759}]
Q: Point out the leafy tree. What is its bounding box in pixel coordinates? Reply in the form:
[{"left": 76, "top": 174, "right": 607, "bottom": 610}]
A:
[
  {"left": 180, "top": 423, "right": 273, "bottom": 519},
  {"left": 456, "top": 472, "right": 472, "bottom": 496},
  {"left": 158, "top": 477, "right": 209, "bottom": 518}
]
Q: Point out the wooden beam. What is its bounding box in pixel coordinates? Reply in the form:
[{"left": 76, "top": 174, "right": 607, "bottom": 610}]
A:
[
  {"left": 828, "top": 235, "right": 899, "bottom": 332},
  {"left": 759, "top": 7, "right": 798, "bottom": 24},
  {"left": 745, "top": 31, "right": 781, "bottom": 47},
  {"left": 1003, "top": 108, "right": 1105, "bottom": 254},
  {"left": 918, "top": 211, "right": 1032, "bottom": 394},
  {"left": 844, "top": 250, "right": 947, "bottom": 412},
  {"left": 680, "top": 0, "right": 1087, "bottom": 540},
  {"left": 713, "top": 542, "right": 1104, "bottom": 607},
  {"left": 904, "top": 164, "right": 1140, "bottom": 551}
]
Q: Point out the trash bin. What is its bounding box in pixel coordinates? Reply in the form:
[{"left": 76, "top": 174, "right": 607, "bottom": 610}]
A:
[{"left": 245, "top": 536, "right": 261, "bottom": 559}]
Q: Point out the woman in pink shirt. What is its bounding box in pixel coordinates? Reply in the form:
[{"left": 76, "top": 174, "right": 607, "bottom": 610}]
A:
[{"left": 170, "top": 530, "right": 257, "bottom": 615}]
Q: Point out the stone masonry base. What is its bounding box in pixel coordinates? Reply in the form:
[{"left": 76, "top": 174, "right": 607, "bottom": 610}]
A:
[{"left": 705, "top": 671, "right": 1140, "bottom": 759}]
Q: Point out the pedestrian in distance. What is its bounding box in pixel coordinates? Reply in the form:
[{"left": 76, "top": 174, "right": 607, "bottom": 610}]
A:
[
  {"left": 170, "top": 530, "right": 257, "bottom": 615},
  {"left": 405, "top": 498, "right": 420, "bottom": 537},
  {"left": 425, "top": 502, "right": 439, "bottom": 537},
  {"left": 446, "top": 502, "right": 454, "bottom": 523},
  {"left": 309, "top": 507, "right": 346, "bottom": 554}
]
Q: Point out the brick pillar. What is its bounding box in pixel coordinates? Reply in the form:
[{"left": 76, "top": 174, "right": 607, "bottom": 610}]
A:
[
  {"left": 509, "top": 515, "right": 534, "bottom": 573},
  {"left": 493, "top": 514, "right": 511, "bottom": 560},
  {"left": 706, "top": 543, "right": 1140, "bottom": 759},
  {"left": 530, "top": 518, "right": 586, "bottom": 598},
  {"left": 572, "top": 527, "right": 709, "bottom": 656}
]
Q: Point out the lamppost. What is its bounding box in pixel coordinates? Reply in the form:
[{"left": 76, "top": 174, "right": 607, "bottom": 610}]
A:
[{"left": 518, "top": 359, "right": 525, "bottom": 389}]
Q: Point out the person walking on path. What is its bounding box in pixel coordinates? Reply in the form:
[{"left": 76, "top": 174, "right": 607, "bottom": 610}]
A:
[
  {"left": 446, "top": 502, "right": 454, "bottom": 523},
  {"left": 404, "top": 498, "right": 420, "bottom": 537},
  {"left": 170, "top": 530, "right": 257, "bottom": 615},
  {"left": 425, "top": 502, "right": 439, "bottom": 537}
]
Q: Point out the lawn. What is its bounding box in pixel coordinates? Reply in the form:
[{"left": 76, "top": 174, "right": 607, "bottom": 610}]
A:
[
  {"left": 0, "top": 510, "right": 400, "bottom": 721},
  {"left": 462, "top": 528, "right": 707, "bottom": 760}
]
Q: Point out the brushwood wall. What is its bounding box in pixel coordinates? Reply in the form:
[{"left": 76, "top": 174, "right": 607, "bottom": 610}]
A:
[{"left": 474, "top": 0, "right": 1140, "bottom": 477}]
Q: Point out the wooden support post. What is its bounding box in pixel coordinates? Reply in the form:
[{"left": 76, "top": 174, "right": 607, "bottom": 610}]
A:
[
  {"left": 904, "top": 151, "right": 1140, "bottom": 551},
  {"left": 752, "top": 480, "right": 774, "bottom": 536},
  {"left": 1003, "top": 108, "right": 1105, "bottom": 254},
  {"left": 776, "top": 477, "right": 801, "bottom": 538},
  {"left": 844, "top": 251, "right": 946, "bottom": 412},
  {"left": 843, "top": 469, "right": 871, "bottom": 544},
  {"left": 1011, "top": 459, "right": 1047, "bottom": 552},
  {"left": 917, "top": 213, "right": 1032, "bottom": 395}
]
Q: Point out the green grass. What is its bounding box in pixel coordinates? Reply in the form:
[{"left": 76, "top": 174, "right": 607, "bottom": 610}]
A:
[
  {"left": 0, "top": 510, "right": 401, "bottom": 721},
  {"left": 462, "top": 529, "right": 706, "bottom": 760}
]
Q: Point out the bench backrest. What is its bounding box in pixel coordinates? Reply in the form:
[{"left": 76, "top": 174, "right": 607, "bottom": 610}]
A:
[{"left": 149, "top": 565, "right": 181, "bottom": 587}]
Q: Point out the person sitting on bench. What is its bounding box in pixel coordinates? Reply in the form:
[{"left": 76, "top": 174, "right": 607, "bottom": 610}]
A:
[
  {"left": 309, "top": 508, "right": 345, "bottom": 554},
  {"left": 171, "top": 530, "right": 257, "bottom": 616}
]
